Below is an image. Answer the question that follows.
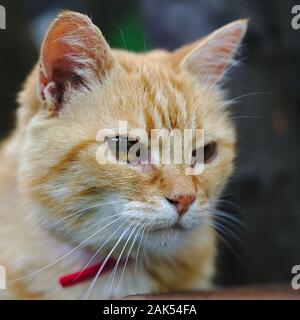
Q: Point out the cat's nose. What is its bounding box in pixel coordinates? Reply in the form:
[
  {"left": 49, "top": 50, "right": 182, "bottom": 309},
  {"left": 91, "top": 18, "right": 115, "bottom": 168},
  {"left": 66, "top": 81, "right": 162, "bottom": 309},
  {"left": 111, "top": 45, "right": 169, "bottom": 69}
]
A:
[{"left": 166, "top": 194, "right": 196, "bottom": 215}]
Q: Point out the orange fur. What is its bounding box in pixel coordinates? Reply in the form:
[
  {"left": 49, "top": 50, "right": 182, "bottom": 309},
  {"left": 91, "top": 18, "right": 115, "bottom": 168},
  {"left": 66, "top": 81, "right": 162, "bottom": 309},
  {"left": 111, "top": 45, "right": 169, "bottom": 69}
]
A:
[{"left": 0, "top": 11, "right": 247, "bottom": 299}]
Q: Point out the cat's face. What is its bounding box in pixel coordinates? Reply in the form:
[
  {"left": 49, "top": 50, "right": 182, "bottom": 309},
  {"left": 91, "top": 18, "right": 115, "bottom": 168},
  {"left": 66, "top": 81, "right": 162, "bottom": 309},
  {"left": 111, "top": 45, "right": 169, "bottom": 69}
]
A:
[{"left": 19, "top": 12, "right": 247, "bottom": 255}]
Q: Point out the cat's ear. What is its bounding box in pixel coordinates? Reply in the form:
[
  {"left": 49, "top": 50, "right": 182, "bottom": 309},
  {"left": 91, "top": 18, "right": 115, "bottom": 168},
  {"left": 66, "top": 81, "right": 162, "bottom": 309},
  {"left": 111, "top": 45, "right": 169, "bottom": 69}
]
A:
[
  {"left": 39, "top": 11, "right": 114, "bottom": 114},
  {"left": 177, "top": 19, "right": 248, "bottom": 85}
]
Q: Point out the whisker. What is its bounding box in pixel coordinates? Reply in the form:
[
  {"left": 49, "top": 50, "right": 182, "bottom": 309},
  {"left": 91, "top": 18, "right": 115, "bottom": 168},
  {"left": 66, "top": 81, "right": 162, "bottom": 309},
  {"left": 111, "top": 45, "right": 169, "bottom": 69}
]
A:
[
  {"left": 215, "top": 198, "right": 244, "bottom": 214},
  {"left": 219, "top": 91, "right": 276, "bottom": 108},
  {"left": 116, "top": 23, "right": 128, "bottom": 50},
  {"left": 211, "top": 218, "right": 243, "bottom": 243},
  {"left": 9, "top": 215, "right": 124, "bottom": 283},
  {"left": 135, "top": 223, "right": 148, "bottom": 275},
  {"left": 142, "top": 224, "right": 153, "bottom": 267},
  {"left": 204, "top": 91, "right": 275, "bottom": 129},
  {"left": 73, "top": 217, "right": 129, "bottom": 283},
  {"left": 82, "top": 220, "right": 132, "bottom": 300},
  {"left": 107, "top": 223, "right": 138, "bottom": 297},
  {"left": 206, "top": 220, "right": 249, "bottom": 271},
  {"left": 228, "top": 115, "right": 264, "bottom": 120},
  {"left": 52, "top": 201, "right": 126, "bottom": 226},
  {"left": 218, "top": 190, "right": 240, "bottom": 198},
  {"left": 207, "top": 208, "right": 246, "bottom": 229},
  {"left": 117, "top": 223, "right": 145, "bottom": 291},
  {"left": 83, "top": 214, "right": 123, "bottom": 233}
]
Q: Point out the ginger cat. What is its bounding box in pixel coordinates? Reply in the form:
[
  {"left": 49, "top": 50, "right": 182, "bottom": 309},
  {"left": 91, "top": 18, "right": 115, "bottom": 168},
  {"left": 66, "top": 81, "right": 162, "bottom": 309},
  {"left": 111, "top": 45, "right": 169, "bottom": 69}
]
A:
[{"left": 0, "top": 11, "right": 247, "bottom": 299}]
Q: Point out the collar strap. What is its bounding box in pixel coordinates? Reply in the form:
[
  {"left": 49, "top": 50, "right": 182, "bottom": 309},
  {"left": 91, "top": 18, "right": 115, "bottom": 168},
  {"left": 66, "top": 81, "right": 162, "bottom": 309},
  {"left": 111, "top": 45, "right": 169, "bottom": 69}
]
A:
[{"left": 59, "top": 258, "right": 118, "bottom": 288}]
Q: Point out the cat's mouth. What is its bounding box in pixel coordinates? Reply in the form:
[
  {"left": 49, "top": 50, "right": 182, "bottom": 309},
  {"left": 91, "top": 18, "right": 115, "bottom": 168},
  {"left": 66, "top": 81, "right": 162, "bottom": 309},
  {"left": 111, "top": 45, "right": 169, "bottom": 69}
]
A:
[
  {"left": 166, "top": 222, "right": 186, "bottom": 231},
  {"left": 148, "top": 221, "right": 188, "bottom": 235}
]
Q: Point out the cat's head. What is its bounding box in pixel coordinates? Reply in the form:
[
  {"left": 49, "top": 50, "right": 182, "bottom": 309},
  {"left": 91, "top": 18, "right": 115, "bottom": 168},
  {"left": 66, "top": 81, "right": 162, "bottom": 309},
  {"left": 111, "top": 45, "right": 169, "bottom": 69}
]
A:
[{"left": 18, "top": 11, "right": 247, "bottom": 255}]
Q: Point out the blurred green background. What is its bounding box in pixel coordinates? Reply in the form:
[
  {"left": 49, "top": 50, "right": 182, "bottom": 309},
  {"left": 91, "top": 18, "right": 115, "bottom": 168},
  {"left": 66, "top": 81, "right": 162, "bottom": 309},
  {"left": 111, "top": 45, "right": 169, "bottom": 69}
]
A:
[{"left": 1, "top": 0, "right": 300, "bottom": 288}]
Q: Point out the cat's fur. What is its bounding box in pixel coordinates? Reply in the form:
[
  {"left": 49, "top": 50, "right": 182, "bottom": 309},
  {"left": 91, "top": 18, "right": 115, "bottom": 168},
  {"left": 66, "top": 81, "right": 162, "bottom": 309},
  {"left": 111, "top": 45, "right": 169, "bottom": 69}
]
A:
[{"left": 0, "top": 11, "right": 247, "bottom": 299}]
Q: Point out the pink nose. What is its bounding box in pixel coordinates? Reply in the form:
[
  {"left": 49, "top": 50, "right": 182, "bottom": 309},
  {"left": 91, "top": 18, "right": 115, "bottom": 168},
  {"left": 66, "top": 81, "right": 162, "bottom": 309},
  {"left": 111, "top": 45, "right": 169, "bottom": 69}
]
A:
[{"left": 166, "top": 194, "right": 196, "bottom": 215}]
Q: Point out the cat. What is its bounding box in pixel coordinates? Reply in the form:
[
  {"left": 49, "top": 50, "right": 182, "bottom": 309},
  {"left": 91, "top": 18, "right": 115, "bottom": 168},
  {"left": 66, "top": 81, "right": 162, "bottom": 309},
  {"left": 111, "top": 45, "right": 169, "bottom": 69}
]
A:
[{"left": 0, "top": 11, "right": 247, "bottom": 299}]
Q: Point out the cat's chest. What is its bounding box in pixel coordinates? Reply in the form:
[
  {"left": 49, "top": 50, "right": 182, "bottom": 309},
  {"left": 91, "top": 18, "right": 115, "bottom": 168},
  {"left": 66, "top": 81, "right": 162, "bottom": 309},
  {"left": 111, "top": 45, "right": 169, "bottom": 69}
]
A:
[{"left": 4, "top": 229, "right": 154, "bottom": 299}]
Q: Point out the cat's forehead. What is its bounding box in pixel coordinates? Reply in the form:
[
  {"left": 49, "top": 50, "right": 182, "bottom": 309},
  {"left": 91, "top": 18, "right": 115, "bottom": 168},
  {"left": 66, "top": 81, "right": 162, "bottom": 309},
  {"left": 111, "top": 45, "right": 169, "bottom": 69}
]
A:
[
  {"left": 102, "top": 51, "right": 224, "bottom": 132},
  {"left": 69, "top": 51, "right": 228, "bottom": 139}
]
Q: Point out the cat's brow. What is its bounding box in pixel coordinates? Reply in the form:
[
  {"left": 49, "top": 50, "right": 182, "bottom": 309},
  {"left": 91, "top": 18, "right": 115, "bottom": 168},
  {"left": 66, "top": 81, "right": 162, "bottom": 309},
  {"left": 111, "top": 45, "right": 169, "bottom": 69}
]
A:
[{"left": 141, "top": 72, "right": 188, "bottom": 131}]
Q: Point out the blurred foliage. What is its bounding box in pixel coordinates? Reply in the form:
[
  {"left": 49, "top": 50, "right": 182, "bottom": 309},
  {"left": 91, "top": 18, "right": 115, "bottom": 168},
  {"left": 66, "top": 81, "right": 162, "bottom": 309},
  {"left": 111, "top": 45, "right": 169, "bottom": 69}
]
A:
[
  {"left": 86, "top": 0, "right": 148, "bottom": 51},
  {"left": 108, "top": 13, "right": 149, "bottom": 52}
]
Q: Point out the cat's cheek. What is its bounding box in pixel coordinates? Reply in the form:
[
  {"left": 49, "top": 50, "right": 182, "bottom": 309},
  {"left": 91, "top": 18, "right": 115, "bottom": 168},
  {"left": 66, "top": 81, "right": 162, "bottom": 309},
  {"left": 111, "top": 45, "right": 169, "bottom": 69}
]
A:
[
  {"left": 140, "top": 163, "right": 154, "bottom": 174},
  {"left": 122, "top": 162, "right": 154, "bottom": 174}
]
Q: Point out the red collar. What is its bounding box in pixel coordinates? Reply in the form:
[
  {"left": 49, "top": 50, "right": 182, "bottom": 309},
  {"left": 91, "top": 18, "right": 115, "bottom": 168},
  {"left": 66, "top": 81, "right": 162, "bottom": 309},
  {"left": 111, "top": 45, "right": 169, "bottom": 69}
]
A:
[{"left": 59, "top": 258, "right": 119, "bottom": 288}]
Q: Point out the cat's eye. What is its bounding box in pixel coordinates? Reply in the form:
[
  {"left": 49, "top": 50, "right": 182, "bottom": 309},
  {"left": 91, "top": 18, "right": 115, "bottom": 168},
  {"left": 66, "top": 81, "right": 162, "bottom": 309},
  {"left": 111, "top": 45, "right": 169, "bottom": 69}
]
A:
[
  {"left": 192, "top": 141, "right": 217, "bottom": 166},
  {"left": 107, "top": 136, "right": 141, "bottom": 164},
  {"left": 203, "top": 142, "right": 217, "bottom": 163}
]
